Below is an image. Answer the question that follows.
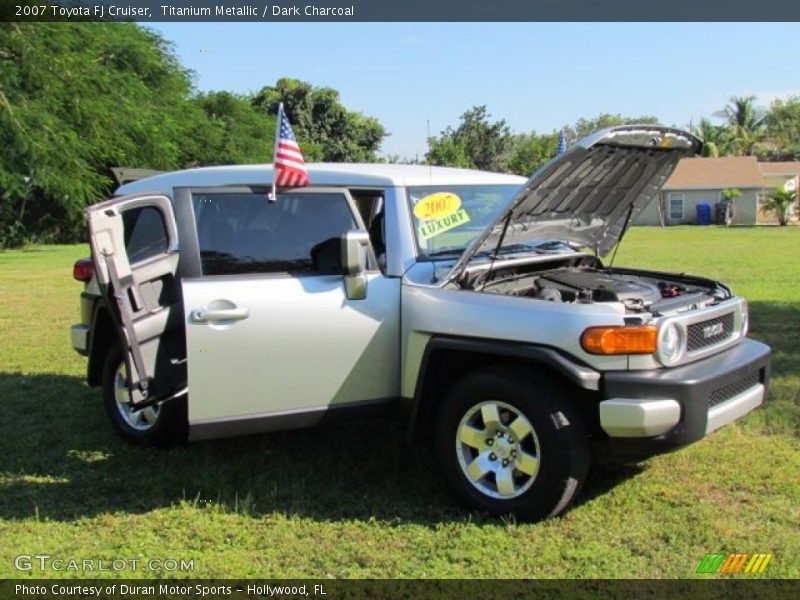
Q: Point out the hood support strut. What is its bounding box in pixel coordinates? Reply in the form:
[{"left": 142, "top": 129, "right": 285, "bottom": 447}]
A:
[
  {"left": 607, "top": 203, "right": 635, "bottom": 270},
  {"left": 479, "top": 211, "right": 514, "bottom": 291}
]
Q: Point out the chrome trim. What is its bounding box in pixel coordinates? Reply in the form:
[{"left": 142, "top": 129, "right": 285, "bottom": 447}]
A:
[
  {"left": 70, "top": 324, "right": 89, "bottom": 355},
  {"left": 655, "top": 298, "right": 745, "bottom": 367},
  {"left": 599, "top": 398, "right": 681, "bottom": 438},
  {"left": 705, "top": 383, "right": 765, "bottom": 434}
]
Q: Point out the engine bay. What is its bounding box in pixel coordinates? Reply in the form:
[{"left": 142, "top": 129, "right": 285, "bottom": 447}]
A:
[{"left": 462, "top": 255, "right": 732, "bottom": 318}]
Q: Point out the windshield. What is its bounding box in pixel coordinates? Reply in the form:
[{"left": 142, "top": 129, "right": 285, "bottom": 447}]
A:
[{"left": 407, "top": 184, "right": 521, "bottom": 259}]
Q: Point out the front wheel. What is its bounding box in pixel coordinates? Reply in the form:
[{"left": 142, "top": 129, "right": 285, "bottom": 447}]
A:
[
  {"left": 101, "top": 343, "right": 187, "bottom": 446},
  {"left": 434, "top": 366, "right": 590, "bottom": 521}
]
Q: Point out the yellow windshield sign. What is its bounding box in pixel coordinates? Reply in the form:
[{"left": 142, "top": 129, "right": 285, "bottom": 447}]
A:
[
  {"left": 413, "top": 192, "right": 462, "bottom": 220},
  {"left": 417, "top": 208, "right": 471, "bottom": 240}
]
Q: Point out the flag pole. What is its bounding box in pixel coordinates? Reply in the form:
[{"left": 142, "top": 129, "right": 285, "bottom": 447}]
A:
[{"left": 269, "top": 102, "right": 283, "bottom": 202}]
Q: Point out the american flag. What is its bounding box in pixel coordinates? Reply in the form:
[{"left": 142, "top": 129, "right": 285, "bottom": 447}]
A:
[{"left": 273, "top": 103, "right": 310, "bottom": 188}]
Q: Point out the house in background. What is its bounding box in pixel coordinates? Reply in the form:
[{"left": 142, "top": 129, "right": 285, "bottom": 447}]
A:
[
  {"left": 758, "top": 162, "right": 800, "bottom": 224},
  {"left": 635, "top": 157, "right": 800, "bottom": 225}
]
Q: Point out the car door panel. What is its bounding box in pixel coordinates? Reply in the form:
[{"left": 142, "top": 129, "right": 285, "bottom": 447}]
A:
[
  {"left": 177, "top": 186, "right": 401, "bottom": 430},
  {"left": 183, "top": 273, "right": 400, "bottom": 423},
  {"left": 86, "top": 194, "right": 186, "bottom": 405}
]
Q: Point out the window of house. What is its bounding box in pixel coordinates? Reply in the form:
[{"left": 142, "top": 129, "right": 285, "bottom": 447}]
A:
[
  {"left": 192, "top": 192, "right": 358, "bottom": 276},
  {"left": 668, "top": 192, "right": 684, "bottom": 221},
  {"left": 122, "top": 206, "right": 169, "bottom": 264}
]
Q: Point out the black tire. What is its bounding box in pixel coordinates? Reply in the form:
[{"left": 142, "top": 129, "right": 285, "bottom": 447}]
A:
[
  {"left": 434, "top": 365, "right": 590, "bottom": 522},
  {"left": 101, "top": 343, "right": 187, "bottom": 446}
]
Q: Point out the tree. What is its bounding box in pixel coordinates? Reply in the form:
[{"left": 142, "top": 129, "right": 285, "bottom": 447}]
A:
[
  {"left": 183, "top": 91, "right": 275, "bottom": 167},
  {"left": 715, "top": 95, "right": 765, "bottom": 156},
  {"left": 425, "top": 137, "right": 473, "bottom": 169},
  {"left": 689, "top": 118, "right": 726, "bottom": 158},
  {"left": 567, "top": 113, "right": 661, "bottom": 142},
  {"left": 252, "top": 78, "right": 386, "bottom": 162},
  {"left": 762, "top": 188, "right": 797, "bottom": 226},
  {"left": 426, "top": 106, "right": 514, "bottom": 171},
  {"left": 762, "top": 96, "right": 800, "bottom": 160},
  {"left": 720, "top": 188, "right": 742, "bottom": 226},
  {"left": 0, "top": 22, "right": 198, "bottom": 244},
  {"left": 505, "top": 132, "right": 558, "bottom": 177}
]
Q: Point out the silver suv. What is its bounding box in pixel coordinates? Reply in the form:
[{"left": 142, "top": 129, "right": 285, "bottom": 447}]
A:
[{"left": 71, "top": 126, "right": 770, "bottom": 521}]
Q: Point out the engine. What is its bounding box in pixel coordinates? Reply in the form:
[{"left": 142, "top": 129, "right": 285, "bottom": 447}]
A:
[{"left": 473, "top": 263, "right": 730, "bottom": 317}]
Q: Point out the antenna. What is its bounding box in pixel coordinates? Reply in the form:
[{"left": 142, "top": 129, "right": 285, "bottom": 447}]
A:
[
  {"left": 426, "top": 119, "right": 433, "bottom": 194},
  {"left": 426, "top": 119, "right": 433, "bottom": 255}
]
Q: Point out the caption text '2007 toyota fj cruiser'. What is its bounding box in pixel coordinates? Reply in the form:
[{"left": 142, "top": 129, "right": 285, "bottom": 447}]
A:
[{"left": 71, "top": 126, "right": 770, "bottom": 521}]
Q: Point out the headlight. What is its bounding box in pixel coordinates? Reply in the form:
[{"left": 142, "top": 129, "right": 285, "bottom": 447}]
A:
[{"left": 658, "top": 322, "right": 685, "bottom": 365}]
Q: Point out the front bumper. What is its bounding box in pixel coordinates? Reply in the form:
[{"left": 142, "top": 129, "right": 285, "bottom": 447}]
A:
[{"left": 598, "top": 338, "right": 770, "bottom": 459}]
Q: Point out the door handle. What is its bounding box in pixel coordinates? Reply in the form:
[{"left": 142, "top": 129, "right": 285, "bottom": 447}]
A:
[{"left": 190, "top": 307, "right": 249, "bottom": 323}]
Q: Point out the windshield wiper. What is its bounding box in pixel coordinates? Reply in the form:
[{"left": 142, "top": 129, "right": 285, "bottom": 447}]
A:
[{"left": 426, "top": 247, "right": 466, "bottom": 258}]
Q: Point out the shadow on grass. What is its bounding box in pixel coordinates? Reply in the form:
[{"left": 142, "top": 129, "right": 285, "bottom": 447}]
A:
[
  {"left": 0, "top": 303, "right": 795, "bottom": 523},
  {"left": 0, "top": 372, "right": 459, "bottom": 523},
  {"left": 748, "top": 301, "right": 800, "bottom": 379},
  {"left": 0, "top": 371, "right": 647, "bottom": 524}
]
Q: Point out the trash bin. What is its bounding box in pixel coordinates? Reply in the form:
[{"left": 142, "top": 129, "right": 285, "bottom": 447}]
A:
[{"left": 696, "top": 203, "right": 712, "bottom": 225}]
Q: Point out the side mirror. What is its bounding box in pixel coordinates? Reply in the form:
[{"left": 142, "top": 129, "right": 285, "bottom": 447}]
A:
[{"left": 341, "top": 229, "right": 370, "bottom": 300}]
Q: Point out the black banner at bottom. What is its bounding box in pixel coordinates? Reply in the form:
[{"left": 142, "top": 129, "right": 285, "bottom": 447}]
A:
[{"left": 3, "top": 579, "right": 799, "bottom": 600}]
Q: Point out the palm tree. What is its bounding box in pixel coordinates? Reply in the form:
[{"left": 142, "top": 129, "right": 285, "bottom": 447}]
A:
[
  {"left": 690, "top": 118, "right": 726, "bottom": 157},
  {"left": 762, "top": 188, "right": 797, "bottom": 226},
  {"left": 720, "top": 188, "right": 742, "bottom": 226},
  {"left": 714, "top": 96, "right": 765, "bottom": 155}
]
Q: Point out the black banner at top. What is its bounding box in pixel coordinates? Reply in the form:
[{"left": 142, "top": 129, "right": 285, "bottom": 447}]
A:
[{"left": 4, "top": 0, "right": 800, "bottom": 22}]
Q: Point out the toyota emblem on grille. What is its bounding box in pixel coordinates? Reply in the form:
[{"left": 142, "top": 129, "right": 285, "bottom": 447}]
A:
[{"left": 703, "top": 322, "right": 725, "bottom": 338}]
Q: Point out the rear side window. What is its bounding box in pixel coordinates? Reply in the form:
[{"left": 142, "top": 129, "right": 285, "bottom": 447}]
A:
[
  {"left": 122, "top": 206, "right": 169, "bottom": 264},
  {"left": 192, "top": 192, "right": 357, "bottom": 275}
]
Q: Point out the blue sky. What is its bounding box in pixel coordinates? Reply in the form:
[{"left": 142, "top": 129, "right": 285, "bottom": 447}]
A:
[{"left": 150, "top": 23, "right": 800, "bottom": 159}]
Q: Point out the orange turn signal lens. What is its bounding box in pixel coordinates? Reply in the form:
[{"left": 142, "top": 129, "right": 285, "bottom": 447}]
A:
[{"left": 581, "top": 326, "right": 658, "bottom": 355}]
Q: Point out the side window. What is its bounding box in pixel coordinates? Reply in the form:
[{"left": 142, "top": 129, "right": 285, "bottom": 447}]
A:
[
  {"left": 349, "top": 189, "right": 386, "bottom": 262},
  {"left": 350, "top": 190, "right": 383, "bottom": 227},
  {"left": 192, "top": 192, "right": 357, "bottom": 276},
  {"left": 668, "top": 192, "right": 684, "bottom": 221},
  {"left": 122, "top": 206, "right": 169, "bottom": 264}
]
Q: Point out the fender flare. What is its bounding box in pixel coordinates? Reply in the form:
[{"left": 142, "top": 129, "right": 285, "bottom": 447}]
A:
[{"left": 407, "top": 336, "right": 600, "bottom": 440}]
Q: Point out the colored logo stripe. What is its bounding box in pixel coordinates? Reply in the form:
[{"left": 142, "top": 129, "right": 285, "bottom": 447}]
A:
[
  {"left": 696, "top": 553, "right": 727, "bottom": 573},
  {"left": 744, "top": 553, "right": 772, "bottom": 573},
  {"left": 696, "top": 553, "right": 772, "bottom": 574}
]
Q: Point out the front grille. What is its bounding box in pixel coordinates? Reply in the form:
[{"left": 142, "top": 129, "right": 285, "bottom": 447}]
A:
[
  {"left": 687, "top": 312, "right": 735, "bottom": 352},
  {"left": 709, "top": 371, "right": 760, "bottom": 408}
]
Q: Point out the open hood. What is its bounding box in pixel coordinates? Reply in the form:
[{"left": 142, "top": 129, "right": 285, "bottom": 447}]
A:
[{"left": 446, "top": 125, "right": 702, "bottom": 283}]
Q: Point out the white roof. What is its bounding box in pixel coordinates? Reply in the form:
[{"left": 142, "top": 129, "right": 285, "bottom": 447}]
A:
[{"left": 116, "top": 163, "right": 526, "bottom": 196}]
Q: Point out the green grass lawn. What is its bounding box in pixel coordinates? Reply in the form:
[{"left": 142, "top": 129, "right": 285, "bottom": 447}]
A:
[{"left": 0, "top": 226, "right": 798, "bottom": 579}]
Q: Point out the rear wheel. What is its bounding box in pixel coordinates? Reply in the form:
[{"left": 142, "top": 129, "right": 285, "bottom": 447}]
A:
[
  {"left": 101, "top": 343, "right": 187, "bottom": 446},
  {"left": 434, "top": 366, "right": 590, "bottom": 521}
]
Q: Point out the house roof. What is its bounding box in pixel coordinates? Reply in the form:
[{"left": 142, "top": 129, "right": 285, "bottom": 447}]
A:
[
  {"left": 758, "top": 161, "right": 800, "bottom": 175},
  {"left": 663, "top": 156, "right": 765, "bottom": 190}
]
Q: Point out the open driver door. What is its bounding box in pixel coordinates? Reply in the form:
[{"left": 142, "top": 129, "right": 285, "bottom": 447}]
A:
[{"left": 86, "top": 193, "right": 187, "bottom": 408}]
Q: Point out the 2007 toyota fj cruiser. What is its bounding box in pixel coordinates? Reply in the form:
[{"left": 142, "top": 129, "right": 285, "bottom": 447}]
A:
[{"left": 71, "top": 126, "right": 770, "bottom": 521}]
